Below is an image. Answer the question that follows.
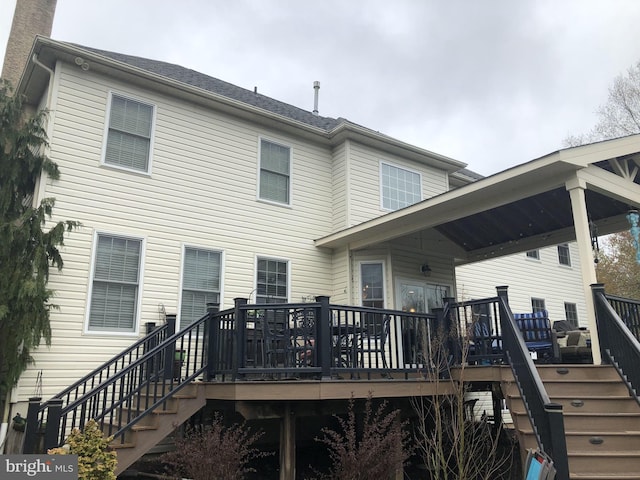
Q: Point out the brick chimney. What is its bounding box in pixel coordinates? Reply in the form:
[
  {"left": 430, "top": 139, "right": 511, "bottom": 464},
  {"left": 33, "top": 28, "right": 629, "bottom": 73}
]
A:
[{"left": 1, "top": 0, "right": 57, "bottom": 89}]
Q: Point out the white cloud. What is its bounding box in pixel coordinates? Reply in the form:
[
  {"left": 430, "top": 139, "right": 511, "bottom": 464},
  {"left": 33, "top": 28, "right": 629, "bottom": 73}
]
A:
[{"left": 3, "top": 0, "right": 640, "bottom": 176}]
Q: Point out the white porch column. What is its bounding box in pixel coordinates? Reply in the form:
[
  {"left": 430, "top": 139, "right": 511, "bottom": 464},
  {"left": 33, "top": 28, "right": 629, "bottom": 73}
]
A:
[{"left": 566, "top": 177, "right": 601, "bottom": 364}]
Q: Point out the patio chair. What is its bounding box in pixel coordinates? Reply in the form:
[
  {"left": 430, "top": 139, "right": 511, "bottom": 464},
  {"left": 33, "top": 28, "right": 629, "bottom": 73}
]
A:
[
  {"left": 288, "top": 308, "right": 316, "bottom": 366},
  {"left": 359, "top": 313, "right": 391, "bottom": 369},
  {"left": 513, "top": 311, "right": 558, "bottom": 363},
  {"left": 262, "top": 310, "right": 289, "bottom": 368}
]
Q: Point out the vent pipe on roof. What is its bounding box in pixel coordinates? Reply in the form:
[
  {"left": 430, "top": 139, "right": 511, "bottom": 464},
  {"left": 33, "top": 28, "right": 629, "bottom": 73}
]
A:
[{"left": 313, "top": 81, "right": 320, "bottom": 116}]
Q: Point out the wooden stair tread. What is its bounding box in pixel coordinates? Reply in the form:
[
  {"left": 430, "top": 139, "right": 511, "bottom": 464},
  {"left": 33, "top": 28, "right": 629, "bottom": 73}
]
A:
[
  {"left": 564, "top": 431, "right": 640, "bottom": 435},
  {"left": 109, "top": 442, "right": 136, "bottom": 450},
  {"left": 571, "top": 475, "right": 640, "bottom": 479},
  {"left": 570, "top": 451, "right": 640, "bottom": 457},
  {"left": 131, "top": 425, "right": 157, "bottom": 432}
]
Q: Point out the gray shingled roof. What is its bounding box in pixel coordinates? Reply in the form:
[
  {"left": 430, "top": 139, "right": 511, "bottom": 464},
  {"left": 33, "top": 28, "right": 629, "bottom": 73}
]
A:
[{"left": 74, "top": 44, "right": 342, "bottom": 131}]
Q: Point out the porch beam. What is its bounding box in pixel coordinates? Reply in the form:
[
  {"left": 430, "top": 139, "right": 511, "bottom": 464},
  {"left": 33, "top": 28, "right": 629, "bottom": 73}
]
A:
[
  {"left": 577, "top": 164, "right": 640, "bottom": 207},
  {"left": 566, "top": 176, "right": 601, "bottom": 364}
]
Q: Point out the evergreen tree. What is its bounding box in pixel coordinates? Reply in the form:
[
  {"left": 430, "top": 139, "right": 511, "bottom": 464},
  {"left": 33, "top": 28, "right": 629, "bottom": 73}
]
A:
[{"left": 0, "top": 81, "right": 79, "bottom": 413}]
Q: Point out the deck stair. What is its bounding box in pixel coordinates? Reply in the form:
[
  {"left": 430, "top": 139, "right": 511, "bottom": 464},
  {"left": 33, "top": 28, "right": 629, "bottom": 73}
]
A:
[
  {"left": 503, "top": 364, "right": 640, "bottom": 479},
  {"left": 110, "top": 383, "right": 206, "bottom": 475}
]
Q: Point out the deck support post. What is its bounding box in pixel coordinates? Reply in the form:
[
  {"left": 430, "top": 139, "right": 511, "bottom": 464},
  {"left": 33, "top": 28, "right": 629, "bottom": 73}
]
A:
[
  {"left": 566, "top": 177, "right": 601, "bottom": 364},
  {"left": 279, "top": 402, "right": 296, "bottom": 480},
  {"left": 22, "top": 397, "right": 41, "bottom": 453}
]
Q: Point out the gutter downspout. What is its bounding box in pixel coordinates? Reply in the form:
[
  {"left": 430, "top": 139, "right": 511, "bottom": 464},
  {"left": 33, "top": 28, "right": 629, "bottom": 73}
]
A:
[{"left": 30, "top": 52, "right": 56, "bottom": 207}]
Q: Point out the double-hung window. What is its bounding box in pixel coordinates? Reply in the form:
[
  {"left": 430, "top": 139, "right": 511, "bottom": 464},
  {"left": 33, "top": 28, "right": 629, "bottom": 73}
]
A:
[
  {"left": 256, "top": 257, "right": 288, "bottom": 303},
  {"left": 180, "top": 247, "right": 221, "bottom": 328},
  {"left": 88, "top": 234, "right": 142, "bottom": 332},
  {"left": 361, "top": 263, "right": 384, "bottom": 308},
  {"left": 104, "top": 93, "right": 154, "bottom": 173},
  {"left": 531, "top": 298, "right": 546, "bottom": 314},
  {"left": 259, "top": 139, "right": 290, "bottom": 204},
  {"left": 558, "top": 244, "right": 571, "bottom": 266},
  {"left": 564, "top": 302, "right": 579, "bottom": 328},
  {"left": 380, "top": 162, "right": 421, "bottom": 211}
]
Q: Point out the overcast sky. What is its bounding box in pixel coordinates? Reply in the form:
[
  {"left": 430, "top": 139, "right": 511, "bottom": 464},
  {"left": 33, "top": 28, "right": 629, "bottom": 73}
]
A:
[{"left": 3, "top": 0, "right": 640, "bottom": 176}]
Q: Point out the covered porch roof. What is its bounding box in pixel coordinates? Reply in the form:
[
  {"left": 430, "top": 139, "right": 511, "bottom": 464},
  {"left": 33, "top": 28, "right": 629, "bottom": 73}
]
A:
[
  {"left": 316, "top": 134, "right": 640, "bottom": 365},
  {"left": 316, "top": 135, "right": 640, "bottom": 266}
]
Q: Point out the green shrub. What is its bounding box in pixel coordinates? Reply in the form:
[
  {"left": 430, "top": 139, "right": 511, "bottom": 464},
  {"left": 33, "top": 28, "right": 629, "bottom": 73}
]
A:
[{"left": 48, "top": 419, "right": 117, "bottom": 480}]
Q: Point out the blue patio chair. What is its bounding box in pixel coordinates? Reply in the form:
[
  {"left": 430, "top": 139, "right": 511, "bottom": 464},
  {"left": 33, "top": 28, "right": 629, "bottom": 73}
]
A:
[{"left": 513, "top": 311, "right": 557, "bottom": 363}]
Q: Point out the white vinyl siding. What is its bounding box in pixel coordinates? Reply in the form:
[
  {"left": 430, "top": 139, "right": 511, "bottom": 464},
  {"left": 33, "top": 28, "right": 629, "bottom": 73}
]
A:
[
  {"left": 259, "top": 139, "right": 290, "bottom": 204},
  {"left": 180, "top": 247, "right": 221, "bottom": 327},
  {"left": 104, "top": 93, "right": 154, "bottom": 173},
  {"left": 88, "top": 233, "right": 142, "bottom": 332},
  {"left": 256, "top": 257, "right": 289, "bottom": 303},
  {"left": 380, "top": 162, "right": 422, "bottom": 211},
  {"left": 347, "top": 143, "right": 447, "bottom": 226},
  {"left": 456, "top": 243, "right": 586, "bottom": 326},
  {"left": 16, "top": 64, "right": 337, "bottom": 401}
]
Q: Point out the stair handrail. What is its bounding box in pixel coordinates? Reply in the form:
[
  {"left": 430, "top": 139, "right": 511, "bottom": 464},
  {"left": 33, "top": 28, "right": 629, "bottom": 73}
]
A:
[
  {"left": 26, "top": 310, "right": 213, "bottom": 452},
  {"left": 592, "top": 284, "right": 640, "bottom": 405},
  {"left": 37, "top": 321, "right": 172, "bottom": 413},
  {"left": 495, "top": 287, "right": 569, "bottom": 480}
]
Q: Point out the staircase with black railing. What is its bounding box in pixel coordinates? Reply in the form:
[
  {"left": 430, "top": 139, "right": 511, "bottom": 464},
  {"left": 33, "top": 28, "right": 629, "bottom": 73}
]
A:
[{"left": 22, "top": 309, "right": 215, "bottom": 474}]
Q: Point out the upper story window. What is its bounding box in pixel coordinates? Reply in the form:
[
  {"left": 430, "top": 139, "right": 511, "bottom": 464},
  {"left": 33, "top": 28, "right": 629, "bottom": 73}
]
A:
[
  {"left": 564, "top": 302, "right": 579, "bottom": 328},
  {"left": 180, "top": 247, "right": 221, "bottom": 328},
  {"left": 87, "top": 233, "right": 142, "bottom": 333},
  {"left": 259, "top": 139, "right": 290, "bottom": 205},
  {"left": 256, "top": 257, "right": 288, "bottom": 303},
  {"left": 526, "top": 250, "right": 540, "bottom": 260},
  {"left": 531, "top": 298, "right": 546, "bottom": 314},
  {"left": 104, "top": 93, "right": 154, "bottom": 173},
  {"left": 380, "top": 162, "right": 422, "bottom": 211},
  {"left": 558, "top": 244, "right": 571, "bottom": 266},
  {"left": 361, "top": 262, "right": 384, "bottom": 308}
]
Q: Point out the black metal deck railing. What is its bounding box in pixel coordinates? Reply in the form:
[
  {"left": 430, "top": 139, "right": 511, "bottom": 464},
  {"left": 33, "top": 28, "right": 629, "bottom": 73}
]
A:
[
  {"left": 24, "top": 290, "right": 570, "bottom": 479},
  {"left": 208, "top": 296, "right": 439, "bottom": 380},
  {"left": 593, "top": 284, "right": 640, "bottom": 406},
  {"left": 23, "top": 312, "right": 211, "bottom": 453}
]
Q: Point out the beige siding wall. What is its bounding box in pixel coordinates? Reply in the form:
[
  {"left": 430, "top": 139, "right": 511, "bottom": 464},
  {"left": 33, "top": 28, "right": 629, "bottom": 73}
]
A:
[
  {"left": 21, "top": 63, "right": 336, "bottom": 401},
  {"left": 456, "top": 243, "right": 588, "bottom": 326},
  {"left": 331, "top": 142, "right": 348, "bottom": 231},
  {"left": 346, "top": 142, "right": 449, "bottom": 226}
]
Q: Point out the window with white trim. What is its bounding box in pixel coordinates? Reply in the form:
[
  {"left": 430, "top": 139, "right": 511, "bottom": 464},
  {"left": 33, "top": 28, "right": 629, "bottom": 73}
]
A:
[
  {"left": 558, "top": 244, "right": 571, "bottom": 266},
  {"left": 259, "top": 139, "right": 290, "bottom": 204},
  {"left": 526, "top": 250, "right": 540, "bottom": 260},
  {"left": 256, "top": 257, "right": 288, "bottom": 303},
  {"left": 564, "top": 302, "right": 579, "bottom": 328},
  {"left": 88, "top": 234, "right": 142, "bottom": 332},
  {"left": 531, "top": 298, "right": 546, "bottom": 314},
  {"left": 361, "top": 263, "right": 384, "bottom": 308},
  {"left": 381, "top": 162, "right": 421, "bottom": 210},
  {"left": 180, "top": 247, "right": 221, "bottom": 327},
  {"left": 104, "top": 94, "right": 154, "bottom": 173}
]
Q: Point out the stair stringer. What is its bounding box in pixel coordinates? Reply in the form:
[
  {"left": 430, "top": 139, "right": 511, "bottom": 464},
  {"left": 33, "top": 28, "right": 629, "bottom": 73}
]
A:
[{"left": 113, "top": 383, "right": 206, "bottom": 476}]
